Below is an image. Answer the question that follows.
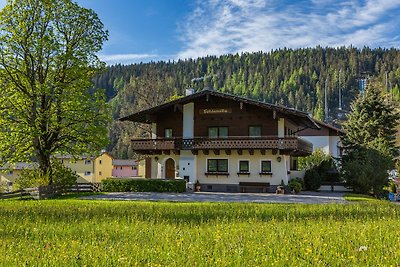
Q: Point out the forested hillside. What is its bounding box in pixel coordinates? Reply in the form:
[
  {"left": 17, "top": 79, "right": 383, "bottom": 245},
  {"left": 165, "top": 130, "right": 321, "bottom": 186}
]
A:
[{"left": 93, "top": 47, "right": 400, "bottom": 158}]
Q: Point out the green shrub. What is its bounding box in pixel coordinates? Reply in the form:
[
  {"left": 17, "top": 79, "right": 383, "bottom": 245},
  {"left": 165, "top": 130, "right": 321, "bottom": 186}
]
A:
[
  {"left": 15, "top": 168, "right": 49, "bottom": 189},
  {"left": 304, "top": 168, "right": 321, "bottom": 191},
  {"left": 101, "top": 179, "right": 186, "bottom": 193},
  {"left": 15, "top": 161, "right": 78, "bottom": 190},
  {"left": 51, "top": 161, "right": 79, "bottom": 189},
  {"left": 288, "top": 179, "right": 302, "bottom": 193}
]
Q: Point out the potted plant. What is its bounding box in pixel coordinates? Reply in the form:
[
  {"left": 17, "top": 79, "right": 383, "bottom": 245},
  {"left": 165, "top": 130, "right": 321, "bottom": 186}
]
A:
[
  {"left": 195, "top": 180, "right": 201, "bottom": 192},
  {"left": 276, "top": 179, "right": 285, "bottom": 194}
]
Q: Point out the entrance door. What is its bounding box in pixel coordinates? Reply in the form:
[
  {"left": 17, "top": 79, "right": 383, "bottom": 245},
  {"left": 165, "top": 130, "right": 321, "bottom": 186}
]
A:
[{"left": 165, "top": 158, "right": 175, "bottom": 179}]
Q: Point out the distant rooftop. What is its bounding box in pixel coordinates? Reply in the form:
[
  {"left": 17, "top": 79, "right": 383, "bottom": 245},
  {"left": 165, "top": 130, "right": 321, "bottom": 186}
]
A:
[
  {"left": 0, "top": 162, "right": 38, "bottom": 170},
  {"left": 112, "top": 159, "right": 137, "bottom": 166}
]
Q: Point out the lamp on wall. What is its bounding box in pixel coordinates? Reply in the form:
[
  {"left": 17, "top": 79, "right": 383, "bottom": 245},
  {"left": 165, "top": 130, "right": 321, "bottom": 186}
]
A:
[
  {"left": 277, "top": 156, "right": 282, "bottom": 162},
  {"left": 154, "top": 156, "right": 159, "bottom": 162}
]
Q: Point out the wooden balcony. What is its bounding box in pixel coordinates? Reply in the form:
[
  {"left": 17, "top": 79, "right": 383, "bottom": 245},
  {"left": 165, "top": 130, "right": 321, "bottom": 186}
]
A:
[{"left": 131, "top": 136, "right": 313, "bottom": 156}]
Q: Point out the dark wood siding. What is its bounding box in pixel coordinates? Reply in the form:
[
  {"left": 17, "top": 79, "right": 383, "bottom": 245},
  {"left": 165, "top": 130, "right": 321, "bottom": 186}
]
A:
[
  {"left": 193, "top": 96, "right": 278, "bottom": 137},
  {"left": 156, "top": 106, "right": 183, "bottom": 137},
  {"left": 145, "top": 157, "right": 152, "bottom": 178},
  {"left": 299, "top": 126, "right": 329, "bottom": 136}
]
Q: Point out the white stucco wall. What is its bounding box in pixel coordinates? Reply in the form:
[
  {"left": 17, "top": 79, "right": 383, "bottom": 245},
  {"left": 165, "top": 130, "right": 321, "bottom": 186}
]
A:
[
  {"left": 183, "top": 103, "right": 194, "bottom": 138},
  {"left": 151, "top": 123, "right": 157, "bottom": 139},
  {"left": 278, "top": 118, "right": 285, "bottom": 137},
  {"left": 179, "top": 151, "right": 197, "bottom": 183},
  {"left": 195, "top": 150, "right": 289, "bottom": 186},
  {"left": 329, "top": 136, "right": 341, "bottom": 158},
  {"left": 148, "top": 154, "right": 179, "bottom": 179}
]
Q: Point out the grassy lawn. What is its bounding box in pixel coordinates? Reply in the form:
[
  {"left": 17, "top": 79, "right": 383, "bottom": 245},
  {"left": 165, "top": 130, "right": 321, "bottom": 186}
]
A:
[
  {"left": 1, "top": 199, "right": 399, "bottom": 266},
  {"left": 344, "top": 193, "right": 379, "bottom": 202}
]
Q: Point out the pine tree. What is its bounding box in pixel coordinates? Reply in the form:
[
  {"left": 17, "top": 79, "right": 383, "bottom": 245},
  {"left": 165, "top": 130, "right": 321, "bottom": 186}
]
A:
[
  {"left": 341, "top": 86, "right": 400, "bottom": 195},
  {"left": 341, "top": 86, "right": 399, "bottom": 157}
]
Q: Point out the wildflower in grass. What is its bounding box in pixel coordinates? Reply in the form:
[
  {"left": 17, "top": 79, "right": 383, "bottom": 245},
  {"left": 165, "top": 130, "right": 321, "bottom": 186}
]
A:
[{"left": 358, "top": 246, "right": 368, "bottom": 252}]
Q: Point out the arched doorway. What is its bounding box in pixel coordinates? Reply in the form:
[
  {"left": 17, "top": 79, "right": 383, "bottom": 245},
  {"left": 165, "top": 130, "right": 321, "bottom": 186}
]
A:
[{"left": 165, "top": 158, "right": 175, "bottom": 179}]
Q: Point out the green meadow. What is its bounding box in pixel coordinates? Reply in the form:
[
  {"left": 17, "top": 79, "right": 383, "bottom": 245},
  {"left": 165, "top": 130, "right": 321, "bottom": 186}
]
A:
[{"left": 0, "top": 199, "right": 399, "bottom": 266}]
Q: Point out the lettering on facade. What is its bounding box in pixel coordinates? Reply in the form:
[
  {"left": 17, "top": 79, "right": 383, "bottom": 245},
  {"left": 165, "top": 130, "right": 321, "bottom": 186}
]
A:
[{"left": 199, "top": 108, "right": 232, "bottom": 114}]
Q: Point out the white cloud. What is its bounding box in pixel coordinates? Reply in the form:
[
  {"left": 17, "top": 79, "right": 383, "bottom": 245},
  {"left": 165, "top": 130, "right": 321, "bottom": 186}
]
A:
[
  {"left": 99, "top": 53, "right": 159, "bottom": 65},
  {"left": 177, "top": 0, "right": 400, "bottom": 59}
]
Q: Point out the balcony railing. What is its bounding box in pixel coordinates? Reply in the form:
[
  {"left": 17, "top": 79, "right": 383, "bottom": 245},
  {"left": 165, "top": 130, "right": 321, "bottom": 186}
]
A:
[{"left": 130, "top": 136, "right": 313, "bottom": 155}]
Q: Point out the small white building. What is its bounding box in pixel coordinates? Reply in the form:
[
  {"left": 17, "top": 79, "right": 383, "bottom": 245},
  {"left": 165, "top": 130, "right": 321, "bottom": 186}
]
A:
[{"left": 297, "top": 120, "right": 344, "bottom": 159}]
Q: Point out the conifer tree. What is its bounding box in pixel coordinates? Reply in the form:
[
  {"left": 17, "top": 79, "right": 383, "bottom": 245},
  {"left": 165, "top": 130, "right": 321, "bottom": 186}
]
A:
[
  {"left": 341, "top": 86, "right": 399, "bottom": 157},
  {"left": 341, "top": 86, "right": 400, "bottom": 195}
]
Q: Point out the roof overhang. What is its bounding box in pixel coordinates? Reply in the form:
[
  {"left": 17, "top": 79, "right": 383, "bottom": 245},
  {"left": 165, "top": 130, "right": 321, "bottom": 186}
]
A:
[{"left": 119, "top": 89, "right": 320, "bottom": 130}]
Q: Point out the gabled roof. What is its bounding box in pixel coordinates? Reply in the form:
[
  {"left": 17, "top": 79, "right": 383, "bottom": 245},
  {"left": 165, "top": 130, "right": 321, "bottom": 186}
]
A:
[
  {"left": 119, "top": 89, "right": 319, "bottom": 129},
  {"left": 0, "top": 162, "right": 38, "bottom": 170},
  {"left": 112, "top": 159, "right": 137, "bottom": 166},
  {"left": 314, "top": 119, "right": 345, "bottom": 135}
]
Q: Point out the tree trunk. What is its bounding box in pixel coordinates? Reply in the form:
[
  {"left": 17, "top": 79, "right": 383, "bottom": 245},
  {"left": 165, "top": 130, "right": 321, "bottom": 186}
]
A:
[{"left": 37, "top": 151, "right": 52, "bottom": 185}]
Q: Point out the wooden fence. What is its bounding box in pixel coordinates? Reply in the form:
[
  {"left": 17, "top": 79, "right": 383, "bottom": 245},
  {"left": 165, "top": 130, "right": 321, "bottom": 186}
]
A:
[{"left": 0, "top": 183, "right": 101, "bottom": 200}]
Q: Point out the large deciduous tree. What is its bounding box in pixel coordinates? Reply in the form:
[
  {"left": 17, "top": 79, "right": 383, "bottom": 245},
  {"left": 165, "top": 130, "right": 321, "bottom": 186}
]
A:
[
  {"left": 0, "top": 0, "right": 109, "bottom": 183},
  {"left": 341, "top": 85, "right": 400, "bottom": 195}
]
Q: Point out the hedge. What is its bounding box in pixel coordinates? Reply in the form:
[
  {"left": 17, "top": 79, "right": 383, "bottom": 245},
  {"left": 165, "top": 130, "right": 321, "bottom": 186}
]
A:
[{"left": 101, "top": 178, "right": 186, "bottom": 193}]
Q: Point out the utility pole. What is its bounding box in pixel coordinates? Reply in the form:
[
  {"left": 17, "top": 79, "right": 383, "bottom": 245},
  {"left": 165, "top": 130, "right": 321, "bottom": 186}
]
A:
[
  {"left": 324, "top": 76, "right": 329, "bottom": 122},
  {"left": 338, "top": 69, "right": 342, "bottom": 111},
  {"left": 385, "top": 70, "right": 388, "bottom": 106}
]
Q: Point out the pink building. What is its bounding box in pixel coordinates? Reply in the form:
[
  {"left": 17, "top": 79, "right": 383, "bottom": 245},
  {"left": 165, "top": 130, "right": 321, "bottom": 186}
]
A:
[{"left": 112, "top": 159, "right": 138, "bottom": 177}]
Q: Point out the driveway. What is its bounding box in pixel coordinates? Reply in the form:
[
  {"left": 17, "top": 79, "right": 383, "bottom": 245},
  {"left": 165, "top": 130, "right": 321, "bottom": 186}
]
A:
[{"left": 82, "top": 191, "right": 347, "bottom": 204}]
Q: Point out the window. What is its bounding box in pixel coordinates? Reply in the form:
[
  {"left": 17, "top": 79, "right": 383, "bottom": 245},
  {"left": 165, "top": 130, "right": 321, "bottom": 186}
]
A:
[
  {"left": 99, "top": 160, "right": 102, "bottom": 165},
  {"left": 261, "top": 160, "right": 272, "bottom": 173},
  {"left": 291, "top": 157, "right": 298, "bottom": 171},
  {"left": 99, "top": 171, "right": 102, "bottom": 176},
  {"left": 238, "top": 160, "right": 249, "bottom": 173},
  {"left": 165, "top": 128, "right": 173, "bottom": 138},
  {"left": 207, "top": 159, "right": 228, "bottom": 173},
  {"left": 84, "top": 160, "right": 91, "bottom": 165},
  {"left": 208, "top": 127, "right": 228, "bottom": 138},
  {"left": 84, "top": 171, "right": 91, "bottom": 176},
  {"left": 249, "top": 126, "right": 262, "bottom": 137}
]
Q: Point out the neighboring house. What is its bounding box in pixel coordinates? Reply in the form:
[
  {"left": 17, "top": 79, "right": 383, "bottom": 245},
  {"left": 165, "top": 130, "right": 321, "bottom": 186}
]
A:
[
  {"left": 297, "top": 120, "right": 344, "bottom": 159},
  {"left": 55, "top": 152, "right": 113, "bottom": 183},
  {"left": 0, "top": 152, "right": 140, "bottom": 186},
  {"left": 0, "top": 162, "right": 38, "bottom": 186},
  {"left": 120, "top": 89, "right": 319, "bottom": 192},
  {"left": 94, "top": 152, "right": 114, "bottom": 181},
  {"left": 112, "top": 160, "right": 138, "bottom": 177}
]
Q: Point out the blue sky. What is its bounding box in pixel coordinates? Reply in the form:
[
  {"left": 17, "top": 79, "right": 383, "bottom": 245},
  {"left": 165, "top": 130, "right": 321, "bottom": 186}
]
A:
[{"left": 2, "top": 0, "right": 400, "bottom": 65}]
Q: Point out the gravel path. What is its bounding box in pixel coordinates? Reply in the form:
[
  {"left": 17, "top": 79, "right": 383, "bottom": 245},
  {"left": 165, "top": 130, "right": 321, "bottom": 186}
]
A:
[{"left": 82, "top": 191, "right": 347, "bottom": 204}]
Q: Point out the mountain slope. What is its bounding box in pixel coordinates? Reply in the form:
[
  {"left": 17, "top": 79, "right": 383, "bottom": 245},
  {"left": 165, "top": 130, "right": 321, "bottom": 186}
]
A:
[{"left": 93, "top": 47, "right": 400, "bottom": 158}]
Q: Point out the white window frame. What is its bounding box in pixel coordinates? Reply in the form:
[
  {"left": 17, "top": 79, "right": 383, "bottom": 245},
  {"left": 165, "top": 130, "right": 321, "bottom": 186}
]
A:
[
  {"left": 238, "top": 159, "right": 250, "bottom": 173},
  {"left": 260, "top": 159, "right": 272, "bottom": 173},
  {"left": 206, "top": 158, "right": 229, "bottom": 173}
]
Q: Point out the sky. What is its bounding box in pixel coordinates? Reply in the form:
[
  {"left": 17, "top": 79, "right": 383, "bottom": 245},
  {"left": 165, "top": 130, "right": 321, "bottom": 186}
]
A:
[{"left": 1, "top": 0, "right": 400, "bottom": 65}]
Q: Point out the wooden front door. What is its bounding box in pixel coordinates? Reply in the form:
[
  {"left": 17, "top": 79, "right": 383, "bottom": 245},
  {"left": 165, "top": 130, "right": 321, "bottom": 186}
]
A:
[{"left": 165, "top": 158, "right": 175, "bottom": 179}]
